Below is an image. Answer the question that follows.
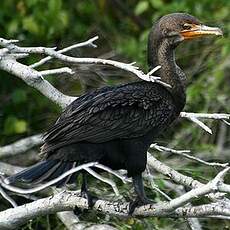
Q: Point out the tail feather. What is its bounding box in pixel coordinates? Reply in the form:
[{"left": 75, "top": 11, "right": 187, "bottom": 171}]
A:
[
  {"left": 32, "top": 161, "right": 62, "bottom": 184},
  {"left": 6, "top": 160, "right": 79, "bottom": 187}
]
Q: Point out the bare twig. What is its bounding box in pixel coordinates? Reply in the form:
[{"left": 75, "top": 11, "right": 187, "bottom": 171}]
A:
[
  {"left": 84, "top": 168, "right": 119, "bottom": 196},
  {"left": 163, "top": 181, "right": 202, "bottom": 230},
  {"left": 151, "top": 143, "right": 229, "bottom": 168},
  {"left": 147, "top": 152, "right": 228, "bottom": 201},
  {"left": 180, "top": 112, "right": 230, "bottom": 134},
  {"left": 57, "top": 211, "right": 118, "bottom": 230},
  {"left": 39, "top": 67, "right": 74, "bottom": 76},
  {"left": 0, "top": 187, "right": 17, "bottom": 208},
  {"left": 1, "top": 162, "right": 128, "bottom": 196},
  {"left": 30, "top": 36, "right": 99, "bottom": 68}
]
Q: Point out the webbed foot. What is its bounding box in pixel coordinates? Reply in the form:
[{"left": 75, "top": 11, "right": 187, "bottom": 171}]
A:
[{"left": 129, "top": 197, "right": 153, "bottom": 215}]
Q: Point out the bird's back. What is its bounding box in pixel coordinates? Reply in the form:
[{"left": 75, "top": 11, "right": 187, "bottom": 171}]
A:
[{"left": 41, "top": 80, "right": 182, "bottom": 158}]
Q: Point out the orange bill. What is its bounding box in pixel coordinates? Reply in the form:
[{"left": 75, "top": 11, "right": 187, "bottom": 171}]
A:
[{"left": 180, "top": 24, "right": 223, "bottom": 40}]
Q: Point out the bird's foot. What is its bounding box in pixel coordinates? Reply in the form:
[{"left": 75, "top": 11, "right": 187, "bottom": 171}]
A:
[
  {"left": 129, "top": 197, "right": 153, "bottom": 215},
  {"left": 80, "top": 190, "right": 98, "bottom": 208},
  {"left": 74, "top": 191, "right": 98, "bottom": 215}
]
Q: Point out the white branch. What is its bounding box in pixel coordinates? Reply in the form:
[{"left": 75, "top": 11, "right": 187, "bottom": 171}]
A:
[
  {"left": 180, "top": 112, "right": 230, "bottom": 120},
  {"left": 0, "top": 187, "right": 17, "bottom": 208},
  {"left": 30, "top": 36, "right": 99, "bottom": 68},
  {"left": 0, "top": 37, "right": 168, "bottom": 87},
  {"left": 163, "top": 168, "right": 229, "bottom": 211},
  {"left": 147, "top": 152, "right": 228, "bottom": 201},
  {"left": 151, "top": 143, "right": 229, "bottom": 168},
  {"left": 84, "top": 168, "right": 120, "bottom": 196},
  {"left": 39, "top": 67, "right": 74, "bottom": 76},
  {"left": 57, "top": 211, "right": 118, "bottom": 230},
  {"left": 0, "top": 160, "right": 229, "bottom": 229},
  {"left": 0, "top": 134, "right": 43, "bottom": 159},
  {"left": 1, "top": 162, "right": 129, "bottom": 195},
  {"left": 180, "top": 112, "right": 230, "bottom": 134},
  {"left": 0, "top": 58, "right": 76, "bottom": 108},
  {"left": 0, "top": 190, "right": 229, "bottom": 230}
]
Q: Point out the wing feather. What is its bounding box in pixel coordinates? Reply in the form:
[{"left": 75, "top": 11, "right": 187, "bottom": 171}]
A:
[{"left": 42, "top": 82, "right": 176, "bottom": 153}]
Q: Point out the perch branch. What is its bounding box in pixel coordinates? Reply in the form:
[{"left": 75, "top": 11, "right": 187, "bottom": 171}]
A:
[{"left": 0, "top": 189, "right": 229, "bottom": 230}]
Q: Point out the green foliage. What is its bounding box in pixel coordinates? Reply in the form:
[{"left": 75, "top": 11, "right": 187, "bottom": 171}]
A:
[
  {"left": 3, "top": 116, "right": 27, "bottom": 135},
  {"left": 135, "top": 1, "right": 149, "bottom": 15},
  {"left": 0, "top": 0, "right": 229, "bottom": 229}
]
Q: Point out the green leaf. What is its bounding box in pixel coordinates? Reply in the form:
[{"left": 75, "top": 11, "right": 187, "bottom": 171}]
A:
[
  {"left": 48, "top": 0, "right": 62, "bottom": 14},
  {"left": 4, "top": 116, "right": 28, "bottom": 135},
  {"left": 23, "top": 16, "right": 40, "bottom": 34},
  {"left": 134, "top": 1, "right": 149, "bottom": 15},
  {"left": 149, "top": 0, "right": 164, "bottom": 9},
  {"left": 3, "top": 116, "right": 17, "bottom": 135},
  {"left": 15, "top": 120, "right": 27, "bottom": 134}
]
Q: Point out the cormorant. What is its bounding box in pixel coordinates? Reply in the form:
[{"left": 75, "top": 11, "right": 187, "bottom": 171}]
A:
[{"left": 7, "top": 13, "right": 222, "bottom": 213}]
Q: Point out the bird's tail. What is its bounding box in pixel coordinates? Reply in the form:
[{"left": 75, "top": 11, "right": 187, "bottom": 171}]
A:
[{"left": 5, "top": 160, "right": 79, "bottom": 187}]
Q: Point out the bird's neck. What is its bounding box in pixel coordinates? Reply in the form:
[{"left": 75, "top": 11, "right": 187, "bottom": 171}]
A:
[{"left": 148, "top": 38, "right": 186, "bottom": 109}]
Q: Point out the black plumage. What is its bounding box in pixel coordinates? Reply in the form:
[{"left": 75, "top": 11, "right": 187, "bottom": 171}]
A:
[{"left": 7, "top": 13, "right": 222, "bottom": 212}]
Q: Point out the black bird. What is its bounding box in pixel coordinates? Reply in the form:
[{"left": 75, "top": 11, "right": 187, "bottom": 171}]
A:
[{"left": 6, "top": 13, "right": 222, "bottom": 212}]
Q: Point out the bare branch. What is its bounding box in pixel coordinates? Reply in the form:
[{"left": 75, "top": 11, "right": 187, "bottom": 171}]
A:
[
  {"left": 0, "top": 58, "right": 76, "bottom": 108},
  {"left": 180, "top": 112, "right": 230, "bottom": 120},
  {"left": 151, "top": 144, "right": 229, "bottom": 168},
  {"left": 30, "top": 36, "right": 99, "bottom": 68},
  {"left": 0, "top": 134, "right": 43, "bottom": 159},
  {"left": 84, "top": 168, "right": 120, "bottom": 196},
  {"left": 0, "top": 190, "right": 229, "bottom": 230},
  {"left": 1, "top": 162, "right": 128, "bottom": 195},
  {"left": 39, "top": 67, "right": 74, "bottom": 76},
  {"left": 57, "top": 211, "right": 118, "bottom": 230},
  {"left": 0, "top": 187, "right": 17, "bottom": 208},
  {"left": 147, "top": 152, "right": 228, "bottom": 201},
  {"left": 180, "top": 112, "right": 230, "bottom": 134},
  {"left": 0, "top": 37, "right": 168, "bottom": 87},
  {"left": 164, "top": 168, "right": 229, "bottom": 211},
  {"left": 163, "top": 181, "right": 202, "bottom": 230}
]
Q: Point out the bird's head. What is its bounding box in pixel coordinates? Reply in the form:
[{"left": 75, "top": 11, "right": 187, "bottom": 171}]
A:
[{"left": 152, "top": 13, "right": 223, "bottom": 47}]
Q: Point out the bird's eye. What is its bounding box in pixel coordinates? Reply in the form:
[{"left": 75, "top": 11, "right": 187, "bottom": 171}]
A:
[{"left": 182, "top": 23, "right": 192, "bottom": 30}]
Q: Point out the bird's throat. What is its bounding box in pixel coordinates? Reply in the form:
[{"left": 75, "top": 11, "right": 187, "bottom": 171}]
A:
[{"left": 148, "top": 38, "right": 186, "bottom": 108}]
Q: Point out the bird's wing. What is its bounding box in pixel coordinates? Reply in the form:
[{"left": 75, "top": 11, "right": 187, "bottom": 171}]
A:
[{"left": 42, "top": 83, "right": 176, "bottom": 152}]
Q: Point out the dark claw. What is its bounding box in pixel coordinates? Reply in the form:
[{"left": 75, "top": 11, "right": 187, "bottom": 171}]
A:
[
  {"left": 74, "top": 191, "right": 98, "bottom": 215},
  {"left": 80, "top": 190, "right": 98, "bottom": 208},
  {"left": 129, "top": 197, "right": 153, "bottom": 215}
]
